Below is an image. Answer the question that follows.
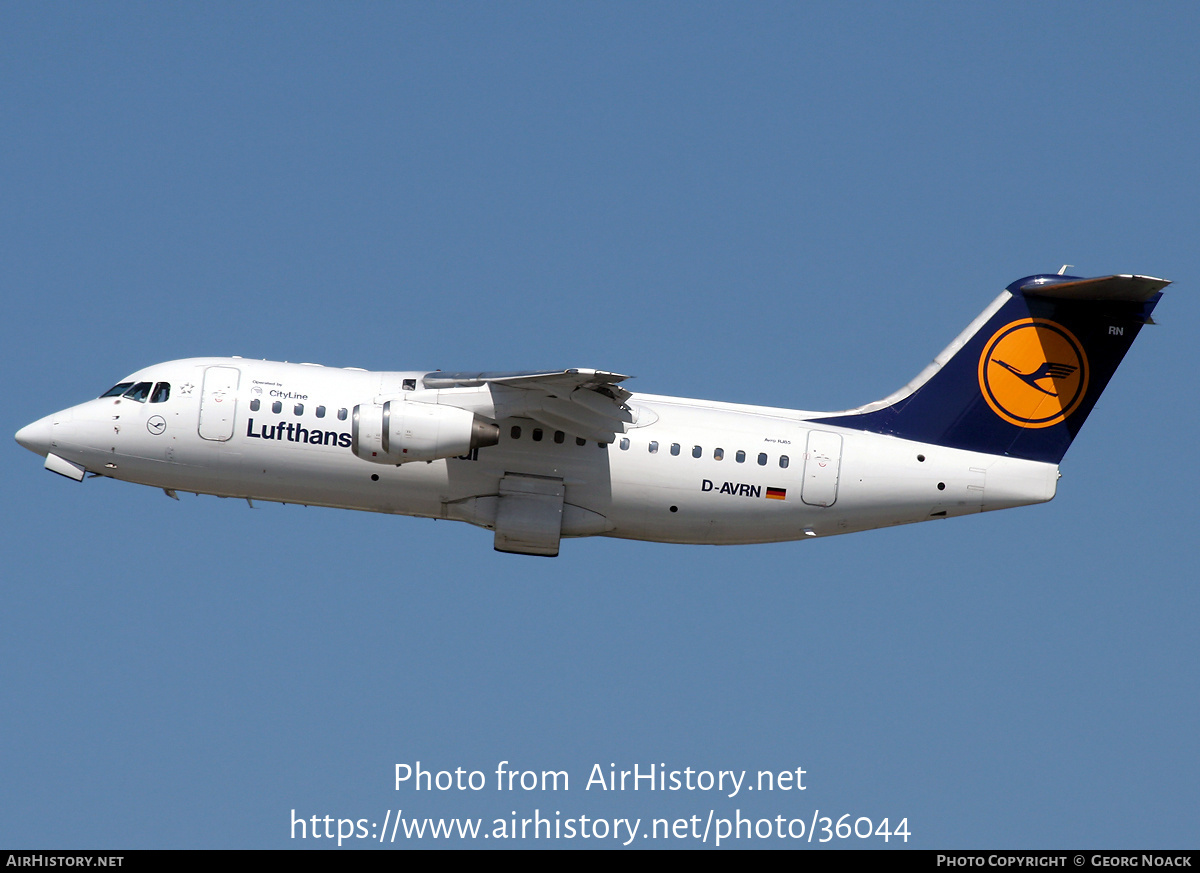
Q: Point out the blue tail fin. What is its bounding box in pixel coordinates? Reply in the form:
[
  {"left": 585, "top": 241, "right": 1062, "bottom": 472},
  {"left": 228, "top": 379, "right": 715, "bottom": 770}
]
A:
[{"left": 813, "top": 274, "right": 1170, "bottom": 463}]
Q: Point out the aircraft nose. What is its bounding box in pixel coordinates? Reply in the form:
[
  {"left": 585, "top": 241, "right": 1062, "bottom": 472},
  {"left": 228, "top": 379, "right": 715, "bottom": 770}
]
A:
[{"left": 15, "top": 415, "right": 55, "bottom": 457}]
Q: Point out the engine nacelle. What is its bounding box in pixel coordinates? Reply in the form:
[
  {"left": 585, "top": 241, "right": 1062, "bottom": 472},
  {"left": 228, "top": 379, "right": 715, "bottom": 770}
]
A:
[{"left": 351, "top": 399, "right": 500, "bottom": 464}]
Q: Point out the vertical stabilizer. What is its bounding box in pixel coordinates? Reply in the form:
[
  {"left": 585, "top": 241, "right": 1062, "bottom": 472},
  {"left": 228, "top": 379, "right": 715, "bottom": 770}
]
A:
[{"left": 813, "top": 274, "right": 1170, "bottom": 463}]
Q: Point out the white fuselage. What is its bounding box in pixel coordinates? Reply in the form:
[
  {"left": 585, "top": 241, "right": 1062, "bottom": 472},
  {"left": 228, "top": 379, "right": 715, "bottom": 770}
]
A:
[{"left": 20, "top": 357, "right": 1058, "bottom": 546}]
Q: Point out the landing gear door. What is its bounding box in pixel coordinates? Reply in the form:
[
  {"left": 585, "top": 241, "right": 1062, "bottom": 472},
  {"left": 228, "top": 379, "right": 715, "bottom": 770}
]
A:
[
  {"left": 801, "top": 430, "right": 843, "bottom": 507},
  {"left": 494, "top": 474, "right": 565, "bottom": 557},
  {"left": 198, "top": 366, "right": 241, "bottom": 441}
]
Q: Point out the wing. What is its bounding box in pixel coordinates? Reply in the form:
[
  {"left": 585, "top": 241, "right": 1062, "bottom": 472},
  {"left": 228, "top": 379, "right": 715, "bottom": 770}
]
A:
[{"left": 423, "top": 369, "right": 634, "bottom": 442}]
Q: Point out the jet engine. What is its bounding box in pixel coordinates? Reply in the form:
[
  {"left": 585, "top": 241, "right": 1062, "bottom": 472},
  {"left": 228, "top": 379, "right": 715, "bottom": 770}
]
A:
[{"left": 352, "top": 399, "right": 499, "bottom": 464}]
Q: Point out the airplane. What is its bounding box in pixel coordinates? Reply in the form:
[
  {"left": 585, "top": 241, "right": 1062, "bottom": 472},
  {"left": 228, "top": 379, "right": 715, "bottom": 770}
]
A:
[{"left": 15, "top": 271, "right": 1169, "bottom": 557}]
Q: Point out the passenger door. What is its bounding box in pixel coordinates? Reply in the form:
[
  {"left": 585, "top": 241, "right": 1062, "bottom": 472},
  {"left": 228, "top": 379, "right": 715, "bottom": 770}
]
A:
[{"left": 198, "top": 366, "right": 241, "bottom": 441}]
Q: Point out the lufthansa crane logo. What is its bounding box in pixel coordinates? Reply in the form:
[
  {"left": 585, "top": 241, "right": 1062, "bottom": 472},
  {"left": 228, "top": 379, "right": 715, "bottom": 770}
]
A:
[{"left": 978, "top": 319, "right": 1089, "bottom": 428}]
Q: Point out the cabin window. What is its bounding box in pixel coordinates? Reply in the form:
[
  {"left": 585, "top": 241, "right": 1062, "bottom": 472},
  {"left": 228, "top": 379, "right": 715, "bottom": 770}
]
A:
[
  {"left": 272, "top": 401, "right": 282, "bottom": 414},
  {"left": 532, "top": 428, "right": 543, "bottom": 442},
  {"left": 736, "top": 450, "right": 746, "bottom": 463},
  {"left": 620, "top": 438, "right": 630, "bottom": 450},
  {"left": 337, "top": 408, "right": 348, "bottom": 421},
  {"left": 576, "top": 437, "right": 587, "bottom": 446},
  {"left": 123, "top": 382, "right": 153, "bottom": 403},
  {"left": 250, "top": 399, "right": 260, "bottom": 411},
  {"left": 670, "top": 443, "right": 680, "bottom": 456},
  {"left": 554, "top": 430, "right": 565, "bottom": 444},
  {"left": 648, "top": 441, "right": 659, "bottom": 454},
  {"left": 294, "top": 403, "right": 304, "bottom": 416},
  {"left": 316, "top": 406, "right": 326, "bottom": 418},
  {"left": 100, "top": 382, "right": 133, "bottom": 398},
  {"left": 757, "top": 453, "right": 768, "bottom": 466},
  {"left": 511, "top": 426, "right": 522, "bottom": 440},
  {"left": 779, "top": 455, "right": 789, "bottom": 468},
  {"left": 692, "top": 445, "right": 702, "bottom": 458},
  {"left": 713, "top": 447, "right": 724, "bottom": 461},
  {"left": 150, "top": 383, "right": 171, "bottom": 403}
]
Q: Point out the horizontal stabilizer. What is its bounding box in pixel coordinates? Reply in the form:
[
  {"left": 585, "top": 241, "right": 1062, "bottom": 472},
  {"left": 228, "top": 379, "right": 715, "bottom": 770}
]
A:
[{"left": 1020, "top": 274, "right": 1170, "bottom": 302}]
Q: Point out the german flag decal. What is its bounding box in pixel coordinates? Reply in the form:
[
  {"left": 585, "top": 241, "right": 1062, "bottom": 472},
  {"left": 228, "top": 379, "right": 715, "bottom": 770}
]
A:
[{"left": 766, "top": 487, "right": 787, "bottom": 500}]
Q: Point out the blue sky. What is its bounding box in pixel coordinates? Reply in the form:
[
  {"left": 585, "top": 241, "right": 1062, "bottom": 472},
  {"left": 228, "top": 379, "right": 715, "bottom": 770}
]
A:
[{"left": 3, "top": 2, "right": 1198, "bottom": 848}]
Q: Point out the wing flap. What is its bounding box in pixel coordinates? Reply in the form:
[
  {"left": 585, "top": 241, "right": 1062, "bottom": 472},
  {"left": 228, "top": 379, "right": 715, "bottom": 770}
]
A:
[
  {"left": 424, "top": 368, "right": 630, "bottom": 397},
  {"left": 423, "top": 368, "right": 633, "bottom": 439},
  {"left": 522, "top": 408, "right": 618, "bottom": 443}
]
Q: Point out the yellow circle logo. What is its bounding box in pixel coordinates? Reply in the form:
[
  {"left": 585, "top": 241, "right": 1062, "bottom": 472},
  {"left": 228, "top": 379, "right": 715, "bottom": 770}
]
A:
[{"left": 978, "top": 319, "right": 1089, "bottom": 428}]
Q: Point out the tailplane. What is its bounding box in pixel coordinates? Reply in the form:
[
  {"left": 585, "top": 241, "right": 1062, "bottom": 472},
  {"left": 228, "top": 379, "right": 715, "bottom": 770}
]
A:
[{"left": 814, "top": 273, "right": 1170, "bottom": 463}]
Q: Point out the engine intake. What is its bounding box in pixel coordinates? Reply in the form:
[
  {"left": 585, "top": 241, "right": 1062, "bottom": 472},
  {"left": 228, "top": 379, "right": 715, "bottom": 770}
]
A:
[{"left": 352, "top": 400, "right": 499, "bottom": 464}]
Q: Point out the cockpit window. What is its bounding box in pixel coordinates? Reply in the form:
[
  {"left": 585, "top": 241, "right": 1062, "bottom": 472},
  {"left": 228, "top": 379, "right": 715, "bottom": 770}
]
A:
[
  {"left": 150, "top": 383, "right": 170, "bottom": 403},
  {"left": 123, "top": 382, "right": 153, "bottom": 403},
  {"left": 100, "top": 382, "right": 133, "bottom": 398}
]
